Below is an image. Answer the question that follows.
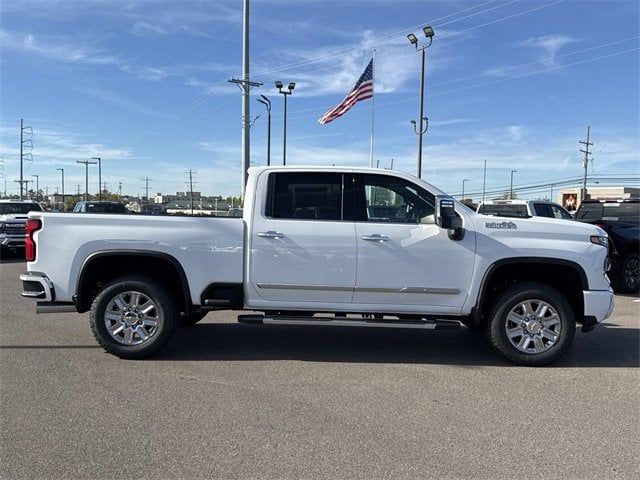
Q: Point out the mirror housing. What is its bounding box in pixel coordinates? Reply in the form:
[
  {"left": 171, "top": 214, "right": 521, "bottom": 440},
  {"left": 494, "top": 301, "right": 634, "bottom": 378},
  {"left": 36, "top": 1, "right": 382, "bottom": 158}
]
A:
[
  {"left": 436, "top": 196, "right": 462, "bottom": 229},
  {"left": 436, "top": 196, "right": 464, "bottom": 240}
]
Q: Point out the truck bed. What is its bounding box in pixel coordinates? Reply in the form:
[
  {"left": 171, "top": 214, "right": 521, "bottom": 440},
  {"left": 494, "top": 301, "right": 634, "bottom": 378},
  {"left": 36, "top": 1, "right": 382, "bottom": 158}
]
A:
[{"left": 28, "top": 212, "right": 245, "bottom": 305}]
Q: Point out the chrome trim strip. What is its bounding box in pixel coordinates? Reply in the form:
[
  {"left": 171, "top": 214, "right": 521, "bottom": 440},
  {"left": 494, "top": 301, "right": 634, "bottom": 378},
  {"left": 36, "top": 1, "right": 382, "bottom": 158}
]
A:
[
  {"left": 257, "top": 283, "right": 353, "bottom": 292},
  {"left": 36, "top": 304, "right": 77, "bottom": 314},
  {"left": 256, "top": 283, "right": 460, "bottom": 295}
]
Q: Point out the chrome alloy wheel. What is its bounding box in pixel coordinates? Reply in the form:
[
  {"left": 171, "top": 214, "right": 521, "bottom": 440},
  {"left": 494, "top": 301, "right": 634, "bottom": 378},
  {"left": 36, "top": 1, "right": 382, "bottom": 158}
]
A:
[
  {"left": 504, "top": 299, "right": 561, "bottom": 354},
  {"left": 104, "top": 291, "right": 161, "bottom": 345}
]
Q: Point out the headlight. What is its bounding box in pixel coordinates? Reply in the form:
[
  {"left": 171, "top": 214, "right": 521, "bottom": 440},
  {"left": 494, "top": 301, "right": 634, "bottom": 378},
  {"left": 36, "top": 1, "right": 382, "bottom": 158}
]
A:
[{"left": 590, "top": 235, "right": 608, "bottom": 248}]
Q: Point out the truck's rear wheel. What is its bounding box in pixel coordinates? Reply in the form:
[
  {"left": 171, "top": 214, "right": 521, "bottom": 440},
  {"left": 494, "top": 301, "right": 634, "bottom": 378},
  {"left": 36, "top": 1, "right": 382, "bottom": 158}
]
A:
[
  {"left": 613, "top": 252, "right": 639, "bottom": 294},
  {"left": 485, "top": 282, "right": 575, "bottom": 366},
  {"left": 89, "top": 275, "right": 178, "bottom": 359}
]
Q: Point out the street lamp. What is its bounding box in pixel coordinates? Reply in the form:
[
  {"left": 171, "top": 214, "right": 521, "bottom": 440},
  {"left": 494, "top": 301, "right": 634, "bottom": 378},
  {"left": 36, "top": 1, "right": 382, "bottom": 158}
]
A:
[
  {"left": 56, "top": 168, "right": 65, "bottom": 211},
  {"left": 510, "top": 170, "right": 517, "bottom": 199},
  {"left": 32, "top": 175, "right": 39, "bottom": 201},
  {"left": 275, "top": 81, "right": 295, "bottom": 166},
  {"left": 257, "top": 94, "right": 272, "bottom": 166},
  {"left": 462, "top": 179, "right": 469, "bottom": 200},
  {"left": 91, "top": 157, "right": 102, "bottom": 201},
  {"left": 407, "top": 25, "right": 434, "bottom": 178}
]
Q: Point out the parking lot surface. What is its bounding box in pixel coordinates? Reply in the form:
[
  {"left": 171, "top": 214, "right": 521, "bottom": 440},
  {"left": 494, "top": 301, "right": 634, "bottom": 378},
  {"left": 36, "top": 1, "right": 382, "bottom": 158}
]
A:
[{"left": 1, "top": 255, "right": 639, "bottom": 479}]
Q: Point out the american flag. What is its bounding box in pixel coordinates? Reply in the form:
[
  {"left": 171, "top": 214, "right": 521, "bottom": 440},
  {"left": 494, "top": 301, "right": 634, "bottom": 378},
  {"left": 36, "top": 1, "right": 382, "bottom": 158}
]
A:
[{"left": 318, "top": 59, "right": 374, "bottom": 125}]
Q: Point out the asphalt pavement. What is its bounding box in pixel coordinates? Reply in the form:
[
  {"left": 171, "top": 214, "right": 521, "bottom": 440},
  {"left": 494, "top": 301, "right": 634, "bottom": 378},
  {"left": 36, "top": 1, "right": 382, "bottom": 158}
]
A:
[{"left": 1, "top": 253, "right": 639, "bottom": 479}]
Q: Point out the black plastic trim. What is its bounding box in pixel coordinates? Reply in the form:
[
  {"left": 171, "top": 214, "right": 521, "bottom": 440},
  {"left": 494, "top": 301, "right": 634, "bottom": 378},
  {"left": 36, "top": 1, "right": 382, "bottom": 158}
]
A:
[
  {"left": 582, "top": 316, "right": 598, "bottom": 333},
  {"left": 76, "top": 250, "right": 192, "bottom": 314},
  {"left": 200, "top": 282, "right": 244, "bottom": 309},
  {"left": 474, "top": 257, "right": 589, "bottom": 325}
]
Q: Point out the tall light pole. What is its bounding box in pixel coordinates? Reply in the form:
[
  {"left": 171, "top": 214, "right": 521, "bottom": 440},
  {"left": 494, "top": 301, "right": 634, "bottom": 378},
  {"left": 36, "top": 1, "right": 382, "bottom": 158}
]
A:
[
  {"left": 257, "top": 94, "right": 272, "bottom": 166},
  {"left": 91, "top": 157, "right": 102, "bottom": 201},
  {"left": 32, "top": 175, "right": 39, "bottom": 201},
  {"left": 461, "top": 179, "right": 468, "bottom": 200},
  {"left": 77, "top": 160, "right": 97, "bottom": 202},
  {"left": 275, "top": 81, "right": 295, "bottom": 166},
  {"left": 57, "top": 168, "right": 65, "bottom": 211},
  {"left": 407, "top": 26, "right": 434, "bottom": 178},
  {"left": 509, "top": 170, "right": 517, "bottom": 200}
]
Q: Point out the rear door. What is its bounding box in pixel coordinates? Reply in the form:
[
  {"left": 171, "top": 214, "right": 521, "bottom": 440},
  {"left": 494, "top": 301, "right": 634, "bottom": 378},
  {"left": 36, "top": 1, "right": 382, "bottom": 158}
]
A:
[
  {"left": 248, "top": 171, "right": 357, "bottom": 305},
  {"left": 352, "top": 173, "right": 475, "bottom": 312}
]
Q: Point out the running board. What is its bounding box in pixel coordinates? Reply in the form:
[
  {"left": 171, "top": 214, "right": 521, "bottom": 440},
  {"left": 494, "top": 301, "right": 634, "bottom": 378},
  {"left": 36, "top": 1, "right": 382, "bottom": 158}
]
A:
[{"left": 237, "top": 314, "right": 460, "bottom": 330}]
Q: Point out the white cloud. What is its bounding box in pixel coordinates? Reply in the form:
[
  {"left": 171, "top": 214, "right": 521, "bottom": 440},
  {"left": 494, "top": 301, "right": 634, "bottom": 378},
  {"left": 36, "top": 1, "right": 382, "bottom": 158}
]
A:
[{"left": 516, "top": 34, "right": 580, "bottom": 67}]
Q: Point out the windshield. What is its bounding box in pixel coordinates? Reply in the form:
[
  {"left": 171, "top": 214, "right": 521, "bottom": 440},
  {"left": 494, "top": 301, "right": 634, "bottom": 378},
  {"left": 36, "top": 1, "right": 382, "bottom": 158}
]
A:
[
  {"left": 576, "top": 202, "right": 640, "bottom": 224},
  {"left": 0, "top": 203, "right": 43, "bottom": 215},
  {"left": 478, "top": 204, "right": 529, "bottom": 218}
]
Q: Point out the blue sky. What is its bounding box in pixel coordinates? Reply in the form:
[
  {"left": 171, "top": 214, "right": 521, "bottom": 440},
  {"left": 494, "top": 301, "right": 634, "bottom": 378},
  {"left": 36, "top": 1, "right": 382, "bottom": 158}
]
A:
[{"left": 1, "top": 0, "right": 638, "bottom": 199}]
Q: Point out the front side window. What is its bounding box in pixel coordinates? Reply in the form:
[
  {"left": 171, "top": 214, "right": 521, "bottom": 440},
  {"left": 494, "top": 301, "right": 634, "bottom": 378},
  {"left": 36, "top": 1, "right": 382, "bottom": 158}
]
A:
[
  {"left": 550, "top": 204, "right": 573, "bottom": 219},
  {"left": 355, "top": 174, "right": 435, "bottom": 224},
  {"left": 265, "top": 172, "right": 343, "bottom": 221}
]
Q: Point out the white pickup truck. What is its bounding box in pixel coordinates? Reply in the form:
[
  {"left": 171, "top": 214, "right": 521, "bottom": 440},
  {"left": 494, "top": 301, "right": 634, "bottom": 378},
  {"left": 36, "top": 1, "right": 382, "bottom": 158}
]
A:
[{"left": 20, "top": 167, "right": 614, "bottom": 365}]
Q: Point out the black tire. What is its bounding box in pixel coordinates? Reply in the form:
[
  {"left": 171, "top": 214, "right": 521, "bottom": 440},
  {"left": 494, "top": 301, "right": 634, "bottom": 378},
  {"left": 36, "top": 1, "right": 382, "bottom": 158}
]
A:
[
  {"left": 485, "top": 282, "right": 575, "bottom": 366},
  {"left": 89, "top": 275, "right": 179, "bottom": 359},
  {"left": 180, "top": 310, "right": 208, "bottom": 327},
  {"left": 612, "top": 252, "right": 640, "bottom": 294}
]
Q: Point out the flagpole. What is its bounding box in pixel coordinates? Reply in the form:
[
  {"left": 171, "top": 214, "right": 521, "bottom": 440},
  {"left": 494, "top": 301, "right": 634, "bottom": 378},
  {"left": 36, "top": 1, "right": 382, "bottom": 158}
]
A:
[{"left": 369, "top": 49, "right": 375, "bottom": 168}]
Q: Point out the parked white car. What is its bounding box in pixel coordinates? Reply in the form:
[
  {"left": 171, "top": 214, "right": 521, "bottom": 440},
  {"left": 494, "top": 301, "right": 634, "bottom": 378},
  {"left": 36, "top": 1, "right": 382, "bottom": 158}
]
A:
[
  {"left": 20, "top": 167, "right": 613, "bottom": 365},
  {"left": 477, "top": 199, "right": 573, "bottom": 219}
]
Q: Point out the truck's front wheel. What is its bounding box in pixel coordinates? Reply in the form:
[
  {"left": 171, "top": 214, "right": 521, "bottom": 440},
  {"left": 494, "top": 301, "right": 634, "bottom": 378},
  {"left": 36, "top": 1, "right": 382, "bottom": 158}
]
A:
[
  {"left": 89, "top": 275, "right": 178, "bottom": 359},
  {"left": 485, "top": 283, "right": 575, "bottom": 366}
]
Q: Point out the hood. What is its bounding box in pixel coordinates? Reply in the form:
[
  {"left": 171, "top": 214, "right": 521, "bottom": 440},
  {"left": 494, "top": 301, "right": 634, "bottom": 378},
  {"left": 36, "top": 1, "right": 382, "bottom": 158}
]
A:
[{"left": 472, "top": 212, "right": 604, "bottom": 239}]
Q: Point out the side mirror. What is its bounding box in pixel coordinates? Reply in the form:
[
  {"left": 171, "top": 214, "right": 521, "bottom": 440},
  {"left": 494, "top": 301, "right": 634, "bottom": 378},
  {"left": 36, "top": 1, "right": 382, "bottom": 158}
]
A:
[{"left": 436, "top": 196, "right": 462, "bottom": 230}]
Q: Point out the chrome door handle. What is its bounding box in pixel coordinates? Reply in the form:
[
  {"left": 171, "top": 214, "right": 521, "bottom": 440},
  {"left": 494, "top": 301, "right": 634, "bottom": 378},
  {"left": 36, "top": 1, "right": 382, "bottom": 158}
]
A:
[
  {"left": 361, "top": 234, "right": 390, "bottom": 242},
  {"left": 257, "top": 231, "right": 285, "bottom": 239}
]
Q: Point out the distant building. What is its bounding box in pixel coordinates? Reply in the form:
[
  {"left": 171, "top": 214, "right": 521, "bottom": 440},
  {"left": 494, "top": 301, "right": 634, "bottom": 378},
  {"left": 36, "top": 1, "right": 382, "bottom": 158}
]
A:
[
  {"left": 556, "top": 186, "right": 640, "bottom": 212},
  {"left": 176, "top": 191, "right": 201, "bottom": 201}
]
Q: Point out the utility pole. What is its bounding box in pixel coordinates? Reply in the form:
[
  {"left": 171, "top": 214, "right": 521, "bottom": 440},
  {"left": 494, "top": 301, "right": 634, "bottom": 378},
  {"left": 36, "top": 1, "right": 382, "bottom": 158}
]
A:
[
  {"left": 118, "top": 182, "right": 122, "bottom": 200},
  {"left": 57, "top": 168, "right": 65, "bottom": 211},
  {"left": 186, "top": 170, "right": 197, "bottom": 216},
  {"left": 461, "top": 179, "right": 468, "bottom": 200},
  {"left": 482, "top": 160, "right": 487, "bottom": 205},
  {"left": 579, "top": 126, "right": 593, "bottom": 201},
  {"left": 257, "top": 95, "right": 271, "bottom": 166},
  {"left": 18, "top": 119, "right": 33, "bottom": 200},
  {"left": 0, "top": 157, "right": 5, "bottom": 198},
  {"left": 77, "top": 159, "right": 97, "bottom": 202},
  {"left": 91, "top": 157, "right": 102, "bottom": 201},
  {"left": 76, "top": 184, "right": 81, "bottom": 196},
  {"left": 228, "top": 0, "right": 262, "bottom": 197},
  {"left": 32, "top": 175, "right": 39, "bottom": 200},
  {"left": 144, "top": 177, "right": 151, "bottom": 210},
  {"left": 509, "top": 170, "right": 517, "bottom": 200}
]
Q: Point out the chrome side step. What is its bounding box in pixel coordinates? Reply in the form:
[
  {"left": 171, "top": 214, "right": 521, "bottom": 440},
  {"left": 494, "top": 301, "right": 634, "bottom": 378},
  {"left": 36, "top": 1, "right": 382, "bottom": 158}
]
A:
[
  {"left": 237, "top": 314, "right": 460, "bottom": 330},
  {"left": 36, "top": 302, "right": 77, "bottom": 314}
]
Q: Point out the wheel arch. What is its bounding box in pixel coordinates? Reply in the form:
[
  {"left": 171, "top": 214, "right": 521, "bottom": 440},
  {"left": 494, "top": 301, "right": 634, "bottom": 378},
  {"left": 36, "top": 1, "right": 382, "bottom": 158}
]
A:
[
  {"left": 472, "top": 257, "right": 588, "bottom": 328},
  {"left": 75, "top": 250, "right": 192, "bottom": 315}
]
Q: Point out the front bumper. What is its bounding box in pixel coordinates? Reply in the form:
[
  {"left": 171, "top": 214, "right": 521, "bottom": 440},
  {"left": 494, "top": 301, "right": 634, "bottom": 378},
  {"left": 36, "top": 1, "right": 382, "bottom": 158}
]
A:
[{"left": 583, "top": 288, "right": 614, "bottom": 325}]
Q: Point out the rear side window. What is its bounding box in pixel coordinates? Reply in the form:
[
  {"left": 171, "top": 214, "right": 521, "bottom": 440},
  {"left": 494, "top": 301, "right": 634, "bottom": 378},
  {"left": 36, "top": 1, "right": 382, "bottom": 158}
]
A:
[
  {"left": 265, "top": 172, "right": 343, "bottom": 221},
  {"left": 479, "top": 204, "right": 529, "bottom": 218},
  {"left": 533, "top": 203, "right": 552, "bottom": 217},
  {"left": 0, "top": 203, "right": 42, "bottom": 214}
]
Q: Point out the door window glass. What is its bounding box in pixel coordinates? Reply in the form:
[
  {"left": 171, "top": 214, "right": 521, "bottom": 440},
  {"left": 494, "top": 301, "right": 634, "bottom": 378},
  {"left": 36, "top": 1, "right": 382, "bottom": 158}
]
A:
[
  {"left": 265, "top": 172, "right": 343, "bottom": 221},
  {"left": 550, "top": 204, "right": 573, "bottom": 219},
  {"left": 533, "top": 203, "right": 552, "bottom": 217},
  {"left": 358, "top": 174, "right": 435, "bottom": 224}
]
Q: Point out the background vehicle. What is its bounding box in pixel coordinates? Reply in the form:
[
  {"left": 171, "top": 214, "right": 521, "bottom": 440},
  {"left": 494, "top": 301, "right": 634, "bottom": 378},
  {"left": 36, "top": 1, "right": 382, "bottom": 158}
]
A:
[
  {"left": 20, "top": 167, "right": 613, "bottom": 366},
  {"left": 72, "top": 201, "right": 129, "bottom": 214},
  {"left": 0, "top": 200, "right": 43, "bottom": 253},
  {"left": 477, "top": 199, "right": 573, "bottom": 219},
  {"left": 575, "top": 198, "right": 639, "bottom": 293}
]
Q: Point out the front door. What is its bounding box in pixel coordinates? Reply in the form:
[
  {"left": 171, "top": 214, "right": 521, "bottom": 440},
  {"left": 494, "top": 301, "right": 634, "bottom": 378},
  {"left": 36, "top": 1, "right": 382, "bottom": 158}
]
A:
[
  {"left": 352, "top": 173, "right": 475, "bottom": 313},
  {"left": 248, "top": 171, "right": 357, "bottom": 307}
]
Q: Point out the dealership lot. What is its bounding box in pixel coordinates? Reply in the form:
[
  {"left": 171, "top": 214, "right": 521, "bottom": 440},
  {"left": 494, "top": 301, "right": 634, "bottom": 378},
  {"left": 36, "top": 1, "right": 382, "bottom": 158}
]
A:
[{"left": 1, "top": 256, "right": 638, "bottom": 479}]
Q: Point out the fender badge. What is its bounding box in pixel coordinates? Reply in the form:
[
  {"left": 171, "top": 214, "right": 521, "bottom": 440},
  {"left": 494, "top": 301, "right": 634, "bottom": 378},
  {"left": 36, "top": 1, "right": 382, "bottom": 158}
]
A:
[{"left": 485, "top": 221, "right": 517, "bottom": 230}]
